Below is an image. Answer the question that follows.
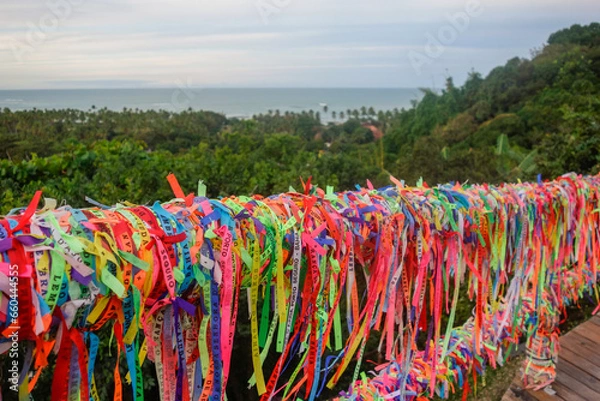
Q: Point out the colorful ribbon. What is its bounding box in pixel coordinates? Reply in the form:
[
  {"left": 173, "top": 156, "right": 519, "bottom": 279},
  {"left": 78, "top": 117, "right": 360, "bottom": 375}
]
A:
[{"left": 1, "top": 173, "right": 599, "bottom": 401}]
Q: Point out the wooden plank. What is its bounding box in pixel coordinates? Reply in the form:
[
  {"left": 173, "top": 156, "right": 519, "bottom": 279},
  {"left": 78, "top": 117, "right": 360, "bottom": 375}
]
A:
[
  {"left": 558, "top": 346, "right": 600, "bottom": 380},
  {"left": 542, "top": 387, "right": 566, "bottom": 401},
  {"left": 560, "top": 332, "right": 598, "bottom": 356},
  {"left": 551, "top": 380, "right": 587, "bottom": 401},
  {"left": 560, "top": 331, "right": 600, "bottom": 359},
  {"left": 525, "top": 387, "right": 567, "bottom": 401},
  {"left": 565, "top": 330, "right": 600, "bottom": 351},
  {"left": 503, "top": 317, "right": 600, "bottom": 401},
  {"left": 555, "top": 327, "right": 600, "bottom": 401},
  {"left": 552, "top": 361, "right": 600, "bottom": 400},
  {"left": 556, "top": 358, "right": 600, "bottom": 393},
  {"left": 589, "top": 314, "right": 600, "bottom": 327},
  {"left": 570, "top": 321, "right": 600, "bottom": 344},
  {"left": 567, "top": 316, "right": 600, "bottom": 334},
  {"left": 558, "top": 343, "right": 600, "bottom": 367},
  {"left": 572, "top": 316, "right": 600, "bottom": 329}
]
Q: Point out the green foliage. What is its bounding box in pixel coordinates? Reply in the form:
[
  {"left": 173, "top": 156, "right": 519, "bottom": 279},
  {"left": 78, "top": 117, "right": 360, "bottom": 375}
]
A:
[
  {"left": 383, "top": 22, "right": 600, "bottom": 185},
  {"left": 548, "top": 22, "right": 600, "bottom": 47},
  {"left": 0, "top": 109, "right": 387, "bottom": 213}
]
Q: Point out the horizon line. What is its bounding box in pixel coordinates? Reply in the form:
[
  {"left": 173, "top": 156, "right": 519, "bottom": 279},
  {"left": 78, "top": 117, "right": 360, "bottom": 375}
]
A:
[{"left": 0, "top": 86, "right": 430, "bottom": 91}]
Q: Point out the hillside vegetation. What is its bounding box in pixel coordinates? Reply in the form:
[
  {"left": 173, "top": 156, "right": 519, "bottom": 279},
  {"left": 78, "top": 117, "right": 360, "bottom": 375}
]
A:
[{"left": 0, "top": 23, "right": 598, "bottom": 211}]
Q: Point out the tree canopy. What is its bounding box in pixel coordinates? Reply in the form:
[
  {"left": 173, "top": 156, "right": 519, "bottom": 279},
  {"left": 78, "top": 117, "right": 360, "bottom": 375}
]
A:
[{"left": 0, "top": 23, "right": 599, "bottom": 213}]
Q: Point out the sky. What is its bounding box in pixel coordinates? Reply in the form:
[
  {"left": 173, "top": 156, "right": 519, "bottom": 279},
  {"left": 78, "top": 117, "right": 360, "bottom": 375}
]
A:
[{"left": 0, "top": 0, "right": 597, "bottom": 89}]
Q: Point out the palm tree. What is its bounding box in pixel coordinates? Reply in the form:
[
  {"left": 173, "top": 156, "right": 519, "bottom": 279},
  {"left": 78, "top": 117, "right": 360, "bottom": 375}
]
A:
[
  {"left": 323, "top": 105, "right": 329, "bottom": 113},
  {"left": 360, "top": 106, "right": 367, "bottom": 116},
  {"left": 496, "top": 134, "right": 538, "bottom": 179},
  {"left": 340, "top": 111, "right": 345, "bottom": 120},
  {"left": 332, "top": 111, "right": 337, "bottom": 119}
]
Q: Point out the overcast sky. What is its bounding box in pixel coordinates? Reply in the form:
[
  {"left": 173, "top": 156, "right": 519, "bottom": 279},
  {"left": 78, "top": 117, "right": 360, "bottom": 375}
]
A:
[{"left": 0, "top": 0, "right": 597, "bottom": 89}]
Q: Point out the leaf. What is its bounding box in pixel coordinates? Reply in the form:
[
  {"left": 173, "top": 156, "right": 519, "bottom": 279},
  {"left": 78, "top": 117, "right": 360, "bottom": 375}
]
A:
[
  {"left": 518, "top": 149, "right": 538, "bottom": 173},
  {"left": 496, "top": 134, "right": 509, "bottom": 156},
  {"left": 441, "top": 146, "right": 449, "bottom": 160}
]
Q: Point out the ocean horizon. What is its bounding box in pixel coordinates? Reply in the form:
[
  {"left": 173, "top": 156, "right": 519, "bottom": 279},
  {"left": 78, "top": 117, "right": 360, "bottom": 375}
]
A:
[{"left": 0, "top": 88, "right": 423, "bottom": 120}]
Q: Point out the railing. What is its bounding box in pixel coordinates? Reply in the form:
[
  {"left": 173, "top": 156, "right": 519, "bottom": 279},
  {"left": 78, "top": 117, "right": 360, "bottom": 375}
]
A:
[{"left": 1, "top": 173, "right": 599, "bottom": 401}]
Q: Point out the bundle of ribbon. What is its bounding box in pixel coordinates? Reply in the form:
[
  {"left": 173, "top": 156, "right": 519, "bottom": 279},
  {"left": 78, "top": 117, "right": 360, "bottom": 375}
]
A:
[{"left": 1, "top": 173, "right": 599, "bottom": 401}]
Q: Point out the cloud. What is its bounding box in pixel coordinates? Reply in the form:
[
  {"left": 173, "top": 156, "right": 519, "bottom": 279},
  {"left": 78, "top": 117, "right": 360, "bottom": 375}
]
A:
[{"left": 0, "top": 0, "right": 597, "bottom": 88}]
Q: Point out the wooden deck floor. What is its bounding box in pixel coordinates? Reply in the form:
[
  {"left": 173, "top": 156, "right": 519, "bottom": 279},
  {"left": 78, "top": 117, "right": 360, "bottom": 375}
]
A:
[{"left": 502, "top": 315, "right": 600, "bottom": 401}]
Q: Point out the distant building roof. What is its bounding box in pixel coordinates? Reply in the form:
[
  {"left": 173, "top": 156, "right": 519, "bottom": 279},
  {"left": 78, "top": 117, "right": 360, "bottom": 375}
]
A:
[{"left": 362, "top": 124, "right": 383, "bottom": 140}]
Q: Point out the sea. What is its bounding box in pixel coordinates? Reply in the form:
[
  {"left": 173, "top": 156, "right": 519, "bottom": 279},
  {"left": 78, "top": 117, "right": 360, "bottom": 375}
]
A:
[{"left": 0, "top": 88, "right": 422, "bottom": 120}]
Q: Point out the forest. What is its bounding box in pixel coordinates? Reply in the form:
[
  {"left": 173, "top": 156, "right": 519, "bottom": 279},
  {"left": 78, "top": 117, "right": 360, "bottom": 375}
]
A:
[{"left": 0, "top": 23, "right": 599, "bottom": 214}]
